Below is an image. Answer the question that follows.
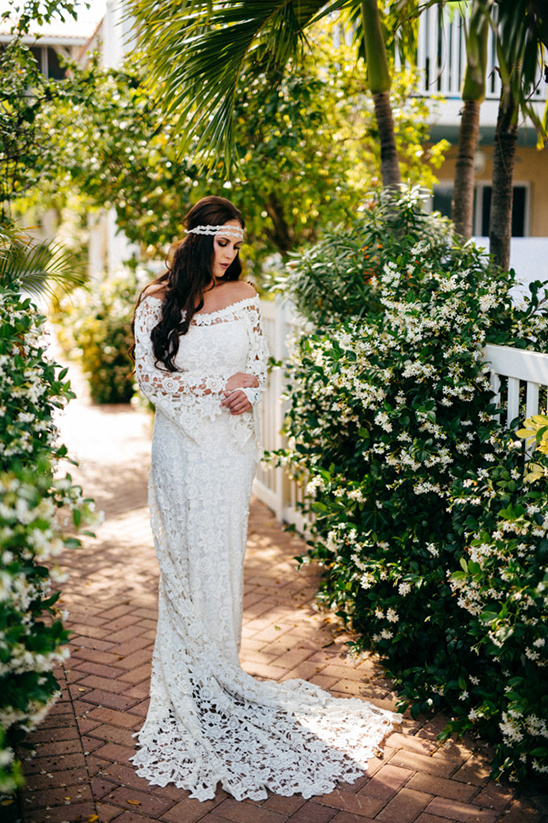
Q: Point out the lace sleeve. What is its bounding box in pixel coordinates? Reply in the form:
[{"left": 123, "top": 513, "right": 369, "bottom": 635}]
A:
[
  {"left": 241, "top": 299, "right": 269, "bottom": 405},
  {"left": 134, "top": 296, "right": 228, "bottom": 425}
]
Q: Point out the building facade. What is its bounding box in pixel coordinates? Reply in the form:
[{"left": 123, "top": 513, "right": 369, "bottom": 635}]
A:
[{"left": 406, "top": 4, "right": 548, "bottom": 288}]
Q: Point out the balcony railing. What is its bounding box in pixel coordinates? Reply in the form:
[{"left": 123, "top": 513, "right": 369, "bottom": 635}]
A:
[{"left": 396, "top": 5, "right": 547, "bottom": 102}]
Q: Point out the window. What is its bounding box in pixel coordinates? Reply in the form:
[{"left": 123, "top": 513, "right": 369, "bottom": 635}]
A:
[
  {"left": 432, "top": 185, "right": 453, "bottom": 219},
  {"left": 476, "top": 185, "right": 527, "bottom": 237},
  {"left": 29, "top": 45, "right": 67, "bottom": 79},
  {"left": 47, "top": 47, "right": 64, "bottom": 80},
  {"left": 432, "top": 183, "right": 529, "bottom": 236}
]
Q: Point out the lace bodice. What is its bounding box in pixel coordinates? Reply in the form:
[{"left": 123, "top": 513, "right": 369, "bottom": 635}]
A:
[{"left": 134, "top": 295, "right": 269, "bottom": 454}]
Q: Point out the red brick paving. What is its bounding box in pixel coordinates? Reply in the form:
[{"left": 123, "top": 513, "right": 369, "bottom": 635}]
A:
[{"left": 10, "top": 358, "right": 547, "bottom": 823}]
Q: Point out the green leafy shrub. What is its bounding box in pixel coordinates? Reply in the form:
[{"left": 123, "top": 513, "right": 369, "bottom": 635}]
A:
[
  {"left": 276, "top": 193, "right": 452, "bottom": 326},
  {"left": 0, "top": 289, "right": 97, "bottom": 793},
  {"left": 53, "top": 268, "right": 148, "bottom": 404},
  {"left": 440, "top": 442, "right": 548, "bottom": 781},
  {"left": 279, "top": 189, "right": 548, "bottom": 781}
]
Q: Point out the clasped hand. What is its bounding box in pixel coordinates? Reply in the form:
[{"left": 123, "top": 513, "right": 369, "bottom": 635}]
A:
[{"left": 221, "top": 372, "right": 259, "bottom": 415}]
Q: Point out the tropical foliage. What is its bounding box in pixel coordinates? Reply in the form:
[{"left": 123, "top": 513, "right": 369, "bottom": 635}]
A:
[
  {"left": 0, "top": 3, "right": 90, "bottom": 213},
  {"left": 127, "top": 0, "right": 419, "bottom": 187},
  {"left": 0, "top": 288, "right": 97, "bottom": 794},
  {"left": 126, "top": 0, "right": 548, "bottom": 265},
  {"left": 0, "top": 3, "right": 95, "bottom": 792},
  {"left": 33, "top": 37, "right": 446, "bottom": 270},
  {"left": 278, "top": 189, "right": 548, "bottom": 781},
  {"left": 52, "top": 267, "right": 149, "bottom": 404},
  {"left": 0, "top": 222, "right": 86, "bottom": 298},
  {"left": 450, "top": 0, "right": 493, "bottom": 239},
  {"left": 1, "top": 1, "right": 87, "bottom": 298},
  {"left": 487, "top": 0, "right": 548, "bottom": 269}
]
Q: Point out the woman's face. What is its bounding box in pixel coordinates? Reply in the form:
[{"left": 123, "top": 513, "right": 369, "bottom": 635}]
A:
[{"left": 212, "top": 220, "right": 243, "bottom": 280}]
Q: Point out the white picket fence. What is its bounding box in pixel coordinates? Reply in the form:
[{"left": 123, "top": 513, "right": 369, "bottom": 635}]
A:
[
  {"left": 486, "top": 344, "right": 548, "bottom": 425},
  {"left": 253, "top": 300, "right": 548, "bottom": 527},
  {"left": 253, "top": 300, "right": 306, "bottom": 529}
]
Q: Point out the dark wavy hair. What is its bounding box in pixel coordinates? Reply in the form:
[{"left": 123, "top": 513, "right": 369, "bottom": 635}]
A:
[{"left": 132, "top": 196, "right": 244, "bottom": 372}]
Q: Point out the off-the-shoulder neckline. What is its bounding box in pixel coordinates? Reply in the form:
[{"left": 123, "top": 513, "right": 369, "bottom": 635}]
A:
[{"left": 142, "top": 293, "right": 259, "bottom": 318}]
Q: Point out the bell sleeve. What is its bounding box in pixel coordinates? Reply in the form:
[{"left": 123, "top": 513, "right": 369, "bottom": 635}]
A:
[
  {"left": 241, "top": 298, "right": 269, "bottom": 405},
  {"left": 133, "top": 296, "right": 228, "bottom": 432}
]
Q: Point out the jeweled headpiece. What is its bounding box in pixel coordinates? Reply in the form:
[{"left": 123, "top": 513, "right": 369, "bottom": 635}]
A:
[{"left": 185, "top": 224, "right": 244, "bottom": 241}]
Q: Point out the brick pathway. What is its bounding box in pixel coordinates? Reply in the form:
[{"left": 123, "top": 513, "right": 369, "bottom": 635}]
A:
[{"left": 11, "top": 361, "right": 548, "bottom": 823}]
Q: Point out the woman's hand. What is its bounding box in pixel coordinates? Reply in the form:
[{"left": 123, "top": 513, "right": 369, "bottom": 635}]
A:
[
  {"left": 225, "top": 372, "right": 259, "bottom": 392},
  {"left": 221, "top": 372, "right": 259, "bottom": 414},
  {"left": 221, "top": 389, "right": 252, "bottom": 415}
]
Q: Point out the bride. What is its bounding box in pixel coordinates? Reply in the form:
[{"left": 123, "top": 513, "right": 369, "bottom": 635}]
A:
[{"left": 131, "top": 195, "right": 400, "bottom": 802}]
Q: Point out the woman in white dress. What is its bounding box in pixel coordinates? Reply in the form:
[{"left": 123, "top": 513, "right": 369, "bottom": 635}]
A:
[{"left": 131, "top": 196, "right": 400, "bottom": 802}]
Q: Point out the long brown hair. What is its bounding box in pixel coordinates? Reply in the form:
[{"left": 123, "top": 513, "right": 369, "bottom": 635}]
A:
[{"left": 133, "top": 196, "right": 244, "bottom": 372}]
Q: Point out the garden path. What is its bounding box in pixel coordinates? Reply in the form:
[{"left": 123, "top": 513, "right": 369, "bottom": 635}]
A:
[{"left": 14, "top": 356, "right": 548, "bottom": 823}]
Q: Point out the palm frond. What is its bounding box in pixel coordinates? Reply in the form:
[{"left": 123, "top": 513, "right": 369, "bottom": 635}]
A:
[
  {"left": 420, "top": 0, "right": 546, "bottom": 138},
  {"left": 492, "top": 0, "right": 547, "bottom": 137},
  {"left": 129, "top": 0, "right": 327, "bottom": 168},
  {"left": 0, "top": 224, "right": 87, "bottom": 299},
  {"left": 309, "top": 0, "right": 419, "bottom": 65}
]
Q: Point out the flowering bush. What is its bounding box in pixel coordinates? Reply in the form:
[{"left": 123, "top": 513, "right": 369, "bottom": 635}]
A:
[
  {"left": 280, "top": 190, "right": 548, "bottom": 781},
  {"left": 0, "top": 289, "right": 96, "bottom": 793},
  {"left": 440, "top": 443, "right": 548, "bottom": 780},
  {"left": 53, "top": 267, "right": 147, "bottom": 404}
]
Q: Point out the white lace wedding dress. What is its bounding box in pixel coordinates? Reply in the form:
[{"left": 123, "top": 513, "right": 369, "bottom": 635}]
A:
[{"left": 132, "top": 294, "right": 400, "bottom": 802}]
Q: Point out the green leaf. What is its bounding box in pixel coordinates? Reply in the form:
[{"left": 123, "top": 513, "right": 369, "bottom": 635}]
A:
[{"left": 479, "top": 611, "right": 499, "bottom": 624}]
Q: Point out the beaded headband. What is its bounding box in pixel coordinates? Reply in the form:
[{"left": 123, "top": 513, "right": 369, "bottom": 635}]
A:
[{"left": 185, "top": 224, "right": 244, "bottom": 240}]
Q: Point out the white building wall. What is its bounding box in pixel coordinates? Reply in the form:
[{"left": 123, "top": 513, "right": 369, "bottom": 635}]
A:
[
  {"left": 86, "top": 0, "right": 139, "bottom": 273},
  {"left": 102, "top": 0, "right": 135, "bottom": 68},
  {"left": 472, "top": 237, "right": 548, "bottom": 298},
  {"left": 88, "top": 212, "right": 109, "bottom": 278}
]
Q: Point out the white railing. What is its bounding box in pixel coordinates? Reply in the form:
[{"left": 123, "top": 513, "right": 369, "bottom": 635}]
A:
[
  {"left": 253, "top": 300, "right": 309, "bottom": 531},
  {"left": 397, "top": 5, "right": 546, "bottom": 103},
  {"left": 486, "top": 344, "right": 548, "bottom": 426},
  {"left": 254, "top": 300, "right": 548, "bottom": 527}
]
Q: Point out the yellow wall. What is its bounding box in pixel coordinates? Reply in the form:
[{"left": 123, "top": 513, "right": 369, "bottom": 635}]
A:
[{"left": 435, "top": 144, "right": 548, "bottom": 237}]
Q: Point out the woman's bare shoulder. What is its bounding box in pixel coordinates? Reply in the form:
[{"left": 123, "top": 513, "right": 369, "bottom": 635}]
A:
[
  {"left": 227, "top": 280, "right": 257, "bottom": 299},
  {"left": 142, "top": 283, "right": 167, "bottom": 299}
]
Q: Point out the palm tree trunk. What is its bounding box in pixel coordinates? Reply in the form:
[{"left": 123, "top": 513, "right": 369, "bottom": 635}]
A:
[
  {"left": 489, "top": 87, "right": 518, "bottom": 270},
  {"left": 452, "top": 99, "right": 481, "bottom": 238},
  {"left": 452, "top": 0, "right": 491, "bottom": 239},
  {"left": 361, "top": 0, "right": 401, "bottom": 190},
  {"left": 373, "top": 91, "right": 401, "bottom": 189}
]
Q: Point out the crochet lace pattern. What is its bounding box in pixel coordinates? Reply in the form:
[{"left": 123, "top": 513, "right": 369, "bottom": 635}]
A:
[{"left": 132, "top": 295, "right": 401, "bottom": 801}]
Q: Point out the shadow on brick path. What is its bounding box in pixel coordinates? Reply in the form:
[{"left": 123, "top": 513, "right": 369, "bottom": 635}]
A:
[{"left": 9, "top": 358, "right": 548, "bottom": 823}]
